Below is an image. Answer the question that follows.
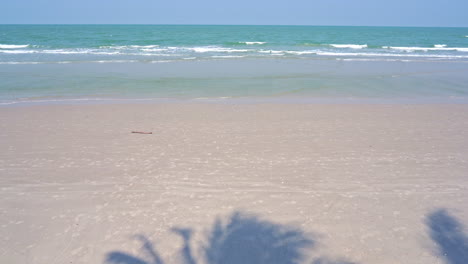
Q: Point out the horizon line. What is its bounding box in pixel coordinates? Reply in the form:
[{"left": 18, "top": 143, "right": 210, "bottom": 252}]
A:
[{"left": 1, "top": 23, "right": 468, "bottom": 28}]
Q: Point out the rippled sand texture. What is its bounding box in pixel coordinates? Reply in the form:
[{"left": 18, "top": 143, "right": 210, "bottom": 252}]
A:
[{"left": 1, "top": 103, "right": 468, "bottom": 264}]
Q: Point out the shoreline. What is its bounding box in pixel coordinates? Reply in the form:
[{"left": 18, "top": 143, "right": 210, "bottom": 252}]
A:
[{"left": 3, "top": 95, "right": 468, "bottom": 107}]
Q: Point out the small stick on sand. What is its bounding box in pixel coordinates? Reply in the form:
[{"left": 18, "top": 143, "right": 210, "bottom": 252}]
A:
[{"left": 131, "top": 131, "right": 153, "bottom": 134}]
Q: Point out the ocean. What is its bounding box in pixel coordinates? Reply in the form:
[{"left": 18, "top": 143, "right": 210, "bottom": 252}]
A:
[{"left": 1, "top": 25, "right": 468, "bottom": 104}]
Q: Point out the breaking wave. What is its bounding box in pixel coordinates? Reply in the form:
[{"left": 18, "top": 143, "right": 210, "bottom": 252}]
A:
[
  {"left": 2, "top": 42, "right": 468, "bottom": 63},
  {"left": 330, "top": 44, "right": 368, "bottom": 49},
  {"left": 383, "top": 46, "right": 468, "bottom": 52},
  {"left": 0, "top": 44, "right": 29, "bottom": 49}
]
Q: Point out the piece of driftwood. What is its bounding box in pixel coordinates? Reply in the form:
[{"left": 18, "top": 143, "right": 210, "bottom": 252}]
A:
[{"left": 131, "top": 131, "right": 153, "bottom": 134}]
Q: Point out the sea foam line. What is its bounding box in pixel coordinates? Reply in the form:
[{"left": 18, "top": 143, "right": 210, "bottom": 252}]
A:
[
  {"left": 337, "top": 58, "right": 412, "bottom": 62},
  {"left": 189, "top": 46, "right": 249, "bottom": 53},
  {"left": 330, "top": 44, "right": 368, "bottom": 49},
  {"left": 0, "top": 60, "right": 142, "bottom": 65},
  {"left": 211, "top": 55, "right": 245, "bottom": 58},
  {"left": 242, "top": 42, "right": 266, "bottom": 45},
  {"left": 316, "top": 51, "right": 468, "bottom": 58},
  {"left": 285, "top": 51, "right": 317, "bottom": 55},
  {"left": 99, "top": 45, "right": 160, "bottom": 49},
  {"left": 0, "top": 50, "right": 35, "bottom": 54},
  {"left": 0, "top": 44, "right": 29, "bottom": 49},
  {"left": 383, "top": 46, "right": 468, "bottom": 52},
  {"left": 258, "top": 50, "right": 285, "bottom": 54}
]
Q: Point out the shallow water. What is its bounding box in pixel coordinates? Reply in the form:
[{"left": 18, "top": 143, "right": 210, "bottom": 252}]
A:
[{"left": 1, "top": 58, "right": 468, "bottom": 105}]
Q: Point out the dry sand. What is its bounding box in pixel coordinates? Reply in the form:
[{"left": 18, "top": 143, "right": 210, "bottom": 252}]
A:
[{"left": 1, "top": 103, "right": 468, "bottom": 264}]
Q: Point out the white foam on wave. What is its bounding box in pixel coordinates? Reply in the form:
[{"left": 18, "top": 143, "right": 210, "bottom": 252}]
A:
[
  {"left": 211, "top": 55, "right": 245, "bottom": 58},
  {"left": 186, "top": 46, "right": 249, "bottom": 53},
  {"left": 384, "top": 46, "right": 468, "bottom": 52},
  {"left": 259, "top": 50, "right": 285, "bottom": 54},
  {"left": 0, "top": 44, "right": 29, "bottom": 49},
  {"left": 316, "top": 51, "right": 468, "bottom": 59},
  {"left": 0, "top": 48, "right": 121, "bottom": 55},
  {"left": 42, "top": 49, "right": 120, "bottom": 55},
  {"left": 258, "top": 49, "right": 317, "bottom": 55},
  {"left": 434, "top": 44, "right": 447, "bottom": 48},
  {"left": 95, "top": 60, "right": 140, "bottom": 63},
  {"left": 0, "top": 46, "right": 250, "bottom": 56},
  {"left": 137, "top": 53, "right": 179, "bottom": 57},
  {"left": 331, "top": 44, "right": 368, "bottom": 49},
  {"left": 149, "top": 60, "right": 171, "bottom": 63},
  {"left": 0, "top": 60, "right": 142, "bottom": 65},
  {"left": 337, "top": 58, "right": 412, "bottom": 62},
  {"left": 141, "top": 48, "right": 169, "bottom": 52},
  {"left": 286, "top": 51, "right": 317, "bottom": 55},
  {"left": 190, "top": 46, "right": 249, "bottom": 53},
  {"left": 0, "top": 61, "right": 42, "bottom": 64},
  {"left": 131, "top": 45, "right": 159, "bottom": 48},
  {"left": 0, "top": 49, "right": 35, "bottom": 54},
  {"left": 242, "top": 42, "right": 266, "bottom": 45},
  {"left": 100, "top": 45, "right": 159, "bottom": 49}
]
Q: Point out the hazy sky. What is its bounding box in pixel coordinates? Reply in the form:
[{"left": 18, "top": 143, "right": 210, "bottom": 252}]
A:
[{"left": 2, "top": 0, "right": 468, "bottom": 27}]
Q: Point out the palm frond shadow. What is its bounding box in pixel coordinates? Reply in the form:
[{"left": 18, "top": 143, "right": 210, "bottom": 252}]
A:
[
  {"left": 202, "top": 211, "right": 313, "bottom": 264},
  {"left": 426, "top": 209, "right": 468, "bottom": 264},
  {"left": 105, "top": 211, "right": 355, "bottom": 264},
  {"left": 107, "top": 235, "right": 164, "bottom": 264}
]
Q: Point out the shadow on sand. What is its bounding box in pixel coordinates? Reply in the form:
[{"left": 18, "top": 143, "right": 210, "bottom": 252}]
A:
[
  {"left": 106, "top": 208, "right": 468, "bottom": 264},
  {"left": 105, "top": 211, "right": 355, "bottom": 264},
  {"left": 426, "top": 209, "right": 468, "bottom": 264}
]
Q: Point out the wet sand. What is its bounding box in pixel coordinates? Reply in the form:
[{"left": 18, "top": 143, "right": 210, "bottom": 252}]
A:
[{"left": 1, "top": 103, "right": 468, "bottom": 264}]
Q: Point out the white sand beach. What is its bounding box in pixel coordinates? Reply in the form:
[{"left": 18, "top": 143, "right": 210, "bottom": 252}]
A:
[{"left": 1, "top": 103, "right": 468, "bottom": 264}]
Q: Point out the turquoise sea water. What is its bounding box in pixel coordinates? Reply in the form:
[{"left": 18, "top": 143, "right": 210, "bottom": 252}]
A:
[{"left": 1, "top": 25, "right": 468, "bottom": 104}]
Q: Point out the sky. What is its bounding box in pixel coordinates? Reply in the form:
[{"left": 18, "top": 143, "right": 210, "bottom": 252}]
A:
[{"left": 1, "top": 0, "right": 468, "bottom": 27}]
